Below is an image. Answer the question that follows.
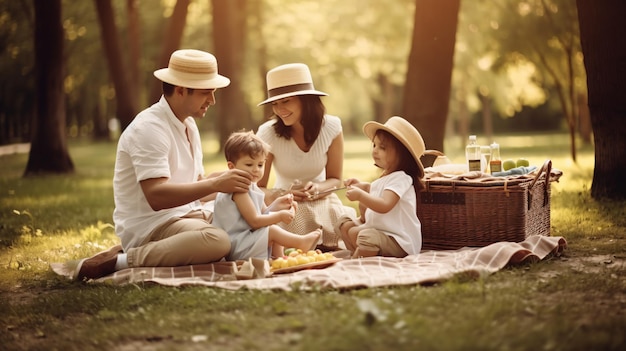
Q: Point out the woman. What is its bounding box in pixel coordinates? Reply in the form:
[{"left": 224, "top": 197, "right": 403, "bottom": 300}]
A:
[{"left": 256, "top": 63, "right": 356, "bottom": 251}]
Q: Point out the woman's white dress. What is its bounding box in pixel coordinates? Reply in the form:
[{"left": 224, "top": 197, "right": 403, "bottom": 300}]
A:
[{"left": 257, "top": 115, "right": 356, "bottom": 248}]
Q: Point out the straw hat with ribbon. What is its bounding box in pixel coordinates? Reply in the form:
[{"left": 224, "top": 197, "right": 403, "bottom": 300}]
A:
[
  {"left": 154, "top": 49, "right": 230, "bottom": 89},
  {"left": 258, "top": 63, "right": 327, "bottom": 105},
  {"left": 362, "top": 116, "right": 426, "bottom": 175}
]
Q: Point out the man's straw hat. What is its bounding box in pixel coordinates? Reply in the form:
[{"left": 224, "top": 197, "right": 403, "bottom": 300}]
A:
[
  {"left": 153, "top": 49, "right": 230, "bottom": 89},
  {"left": 363, "top": 116, "right": 426, "bottom": 175},
  {"left": 258, "top": 63, "right": 327, "bottom": 105}
]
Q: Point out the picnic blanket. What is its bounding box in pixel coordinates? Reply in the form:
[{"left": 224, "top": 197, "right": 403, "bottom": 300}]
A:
[{"left": 51, "top": 235, "right": 566, "bottom": 291}]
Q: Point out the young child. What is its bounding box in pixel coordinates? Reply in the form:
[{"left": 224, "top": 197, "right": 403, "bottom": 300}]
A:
[
  {"left": 212, "top": 130, "right": 322, "bottom": 261},
  {"left": 334, "top": 116, "right": 425, "bottom": 259}
]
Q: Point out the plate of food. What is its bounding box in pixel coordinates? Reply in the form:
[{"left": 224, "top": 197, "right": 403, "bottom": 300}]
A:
[
  {"left": 271, "top": 258, "right": 342, "bottom": 274},
  {"left": 270, "top": 249, "right": 342, "bottom": 274}
]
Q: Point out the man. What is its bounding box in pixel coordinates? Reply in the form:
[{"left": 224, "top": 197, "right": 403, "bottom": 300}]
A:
[{"left": 74, "top": 49, "right": 252, "bottom": 281}]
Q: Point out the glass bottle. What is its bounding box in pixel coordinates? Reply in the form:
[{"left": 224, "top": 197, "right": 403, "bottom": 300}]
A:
[
  {"left": 489, "top": 142, "right": 502, "bottom": 173},
  {"left": 465, "top": 135, "right": 481, "bottom": 172}
]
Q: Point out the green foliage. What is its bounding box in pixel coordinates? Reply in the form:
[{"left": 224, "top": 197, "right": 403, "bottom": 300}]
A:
[
  {"left": 0, "top": 0, "right": 585, "bottom": 146},
  {"left": 453, "top": 0, "right": 584, "bottom": 124},
  {"left": 0, "top": 0, "right": 35, "bottom": 144}
]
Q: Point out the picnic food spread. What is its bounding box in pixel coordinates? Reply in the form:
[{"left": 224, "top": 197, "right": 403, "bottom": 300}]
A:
[{"left": 270, "top": 248, "right": 338, "bottom": 271}]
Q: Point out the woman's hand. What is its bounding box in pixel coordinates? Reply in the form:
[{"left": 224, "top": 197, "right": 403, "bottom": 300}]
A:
[
  {"left": 299, "top": 181, "right": 321, "bottom": 202},
  {"left": 290, "top": 188, "right": 310, "bottom": 202}
]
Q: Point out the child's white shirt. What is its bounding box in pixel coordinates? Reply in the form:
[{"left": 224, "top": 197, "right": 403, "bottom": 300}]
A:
[{"left": 363, "top": 171, "right": 422, "bottom": 255}]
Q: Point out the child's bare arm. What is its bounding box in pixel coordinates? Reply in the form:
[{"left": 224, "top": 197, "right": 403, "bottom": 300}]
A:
[
  {"left": 232, "top": 192, "right": 293, "bottom": 230},
  {"left": 264, "top": 193, "right": 294, "bottom": 213},
  {"left": 344, "top": 178, "right": 370, "bottom": 192},
  {"left": 347, "top": 188, "right": 399, "bottom": 214},
  {"left": 358, "top": 203, "right": 367, "bottom": 222}
]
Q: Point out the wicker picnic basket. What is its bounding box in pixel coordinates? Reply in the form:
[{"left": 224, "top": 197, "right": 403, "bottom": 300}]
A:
[{"left": 418, "top": 158, "right": 561, "bottom": 250}]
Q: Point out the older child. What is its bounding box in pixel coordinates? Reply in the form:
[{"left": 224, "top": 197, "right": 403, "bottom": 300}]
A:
[
  {"left": 334, "top": 116, "right": 425, "bottom": 259},
  {"left": 212, "top": 131, "right": 321, "bottom": 260}
]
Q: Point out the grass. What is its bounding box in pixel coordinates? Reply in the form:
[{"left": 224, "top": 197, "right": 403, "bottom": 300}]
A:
[{"left": 1, "top": 133, "right": 625, "bottom": 351}]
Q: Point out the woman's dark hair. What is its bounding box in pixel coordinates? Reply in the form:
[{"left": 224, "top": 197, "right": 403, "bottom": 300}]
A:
[
  {"left": 375, "top": 130, "right": 425, "bottom": 192},
  {"left": 271, "top": 95, "right": 325, "bottom": 148}
]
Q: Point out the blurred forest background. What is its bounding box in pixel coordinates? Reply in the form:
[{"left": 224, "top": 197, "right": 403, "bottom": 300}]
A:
[
  {"left": 0, "top": 0, "right": 587, "bottom": 143},
  {"left": 1, "top": 0, "right": 623, "bottom": 198}
]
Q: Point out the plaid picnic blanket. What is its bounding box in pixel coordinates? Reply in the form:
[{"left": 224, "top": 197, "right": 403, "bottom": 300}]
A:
[{"left": 51, "top": 235, "right": 566, "bottom": 291}]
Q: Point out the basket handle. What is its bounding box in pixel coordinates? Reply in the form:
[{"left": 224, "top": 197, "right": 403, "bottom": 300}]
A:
[{"left": 528, "top": 160, "right": 552, "bottom": 209}]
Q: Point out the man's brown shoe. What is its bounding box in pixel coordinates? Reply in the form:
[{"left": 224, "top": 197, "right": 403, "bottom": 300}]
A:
[{"left": 73, "top": 245, "right": 122, "bottom": 281}]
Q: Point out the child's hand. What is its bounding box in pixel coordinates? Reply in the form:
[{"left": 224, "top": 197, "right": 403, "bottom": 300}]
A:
[
  {"left": 290, "top": 200, "right": 298, "bottom": 213},
  {"left": 344, "top": 178, "right": 369, "bottom": 192},
  {"left": 345, "top": 186, "right": 367, "bottom": 202},
  {"left": 343, "top": 178, "right": 360, "bottom": 187},
  {"left": 270, "top": 193, "right": 294, "bottom": 211},
  {"left": 279, "top": 208, "right": 295, "bottom": 224}
]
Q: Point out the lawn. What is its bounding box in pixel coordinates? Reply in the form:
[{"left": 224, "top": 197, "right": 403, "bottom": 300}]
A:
[{"left": 0, "top": 132, "right": 624, "bottom": 351}]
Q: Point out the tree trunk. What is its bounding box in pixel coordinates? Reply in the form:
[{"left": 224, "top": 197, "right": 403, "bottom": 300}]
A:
[
  {"left": 24, "top": 0, "right": 74, "bottom": 176},
  {"left": 249, "top": 0, "right": 271, "bottom": 123},
  {"left": 94, "top": 0, "right": 137, "bottom": 130},
  {"left": 577, "top": 0, "right": 626, "bottom": 200},
  {"left": 577, "top": 92, "right": 592, "bottom": 144},
  {"left": 126, "top": 0, "right": 141, "bottom": 106},
  {"left": 212, "top": 0, "right": 251, "bottom": 149},
  {"left": 148, "top": 0, "right": 190, "bottom": 105},
  {"left": 92, "top": 98, "right": 110, "bottom": 140},
  {"left": 402, "top": 0, "right": 460, "bottom": 153},
  {"left": 379, "top": 73, "right": 395, "bottom": 123}
]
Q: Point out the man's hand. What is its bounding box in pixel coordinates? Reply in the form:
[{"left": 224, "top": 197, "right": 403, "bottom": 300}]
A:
[{"left": 211, "top": 169, "right": 252, "bottom": 193}]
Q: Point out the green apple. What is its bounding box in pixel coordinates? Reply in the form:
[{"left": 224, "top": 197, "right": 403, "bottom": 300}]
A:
[
  {"left": 503, "top": 159, "right": 516, "bottom": 171},
  {"left": 284, "top": 248, "right": 296, "bottom": 256},
  {"left": 516, "top": 158, "right": 530, "bottom": 167}
]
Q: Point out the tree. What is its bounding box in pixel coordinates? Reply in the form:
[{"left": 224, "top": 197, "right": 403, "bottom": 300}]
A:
[
  {"left": 402, "top": 0, "right": 460, "bottom": 154},
  {"left": 493, "top": 0, "right": 584, "bottom": 162},
  {"left": 148, "top": 0, "right": 190, "bottom": 105},
  {"left": 126, "top": 0, "right": 141, "bottom": 106},
  {"left": 0, "top": 1, "right": 36, "bottom": 145},
  {"left": 576, "top": 0, "right": 626, "bottom": 200},
  {"left": 257, "top": 0, "right": 414, "bottom": 132},
  {"left": 212, "top": 0, "right": 252, "bottom": 147},
  {"left": 94, "top": 0, "right": 137, "bottom": 130},
  {"left": 24, "top": 0, "right": 74, "bottom": 176}
]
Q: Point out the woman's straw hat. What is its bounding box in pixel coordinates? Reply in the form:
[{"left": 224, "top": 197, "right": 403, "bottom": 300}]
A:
[
  {"left": 153, "top": 49, "right": 230, "bottom": 89},
  {"left": 363, "top": 116, "right": 426, "bottom": 174},
  {"left": 258, "top": 63, "right": 327, "bottom": 105}
]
